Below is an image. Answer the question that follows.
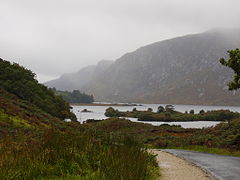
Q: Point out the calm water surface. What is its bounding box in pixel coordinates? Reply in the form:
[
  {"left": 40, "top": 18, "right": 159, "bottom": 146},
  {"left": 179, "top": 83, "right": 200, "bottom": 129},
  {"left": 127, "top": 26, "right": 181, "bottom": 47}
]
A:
[{"left": 72, "top": 103, "right": 240, "bottom": 128}]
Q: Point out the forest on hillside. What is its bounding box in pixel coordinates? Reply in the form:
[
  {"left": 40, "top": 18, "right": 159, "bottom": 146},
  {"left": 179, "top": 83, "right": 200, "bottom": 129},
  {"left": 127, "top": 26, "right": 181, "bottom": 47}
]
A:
[
  {"left": 52, "top": 88, "right": 94, "bottom": 103},
  {"left": 0, "top": 58, "right": 76, "bottom": 121}
]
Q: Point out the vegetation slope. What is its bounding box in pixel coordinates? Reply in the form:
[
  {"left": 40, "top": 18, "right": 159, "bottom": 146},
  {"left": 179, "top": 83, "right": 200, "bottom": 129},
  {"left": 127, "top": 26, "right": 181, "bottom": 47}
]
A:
[
  {"left": 0, "top": 58, "right": 76, "bottom": 121},
  {"left": 0, "top": 59, "right": 159, "bottom": 180},
  {"left": 86, "top": 117, "right": 240, "bottom": 156}
]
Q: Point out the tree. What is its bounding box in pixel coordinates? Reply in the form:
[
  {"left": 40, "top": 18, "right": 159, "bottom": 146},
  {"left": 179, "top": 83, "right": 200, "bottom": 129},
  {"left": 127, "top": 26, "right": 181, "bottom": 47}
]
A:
[
  {"left": 165, "top": 105, "right": 175, "bottom": 113},
  {"left": 220, "top": 49, "right": 240, "bottom": 126},
  {"left": 199, "top": 109, "right": 205, "bottom": 114},
  {"left": 147, "top": 108, "right": 153, "bottom": 112},
  {"left": 220, "top": 48, "right": 240, "bottom": 90},
  {"left": 189, "top": 109, "right": 194, "bottom": 114},
  {"left": 157, "top": 106, "right": 165, "bottom": 113}
]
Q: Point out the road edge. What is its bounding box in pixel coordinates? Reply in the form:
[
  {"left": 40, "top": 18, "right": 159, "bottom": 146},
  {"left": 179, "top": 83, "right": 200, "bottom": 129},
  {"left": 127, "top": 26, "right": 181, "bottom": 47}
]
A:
[{"left": 155, "top": 149, "right": 217, "bottom": 180}]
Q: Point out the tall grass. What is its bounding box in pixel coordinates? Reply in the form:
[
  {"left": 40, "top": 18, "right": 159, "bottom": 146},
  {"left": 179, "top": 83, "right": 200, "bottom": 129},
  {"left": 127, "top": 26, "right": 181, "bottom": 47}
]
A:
[{"left": 0, "top": 128, "right": 159, "bottom": 180}]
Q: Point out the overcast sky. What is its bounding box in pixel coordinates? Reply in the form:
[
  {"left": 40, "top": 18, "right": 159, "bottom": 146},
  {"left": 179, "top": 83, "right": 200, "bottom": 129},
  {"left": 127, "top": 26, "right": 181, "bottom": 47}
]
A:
[{"left": 1, "top": 0, "right": 240, "bottom": 82}]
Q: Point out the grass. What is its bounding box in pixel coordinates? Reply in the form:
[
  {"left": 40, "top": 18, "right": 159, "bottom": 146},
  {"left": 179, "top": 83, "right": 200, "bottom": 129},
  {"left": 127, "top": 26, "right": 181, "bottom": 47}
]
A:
[
  {"left": 0, "top": 91, "right": 159, "bottom": 180},
  {"left": 85, "top": 118, "right": 240, "bottom": 157},
  {"left": 0, "top": 128, "right": 159, "bottom": 180},
  {"left": 1, "top": 113, "right": 240, "bottom": 179},
  {"left": 1, "top": 89, "right": 240, "bottom": 180},
  {"left": 164, "top": 146, "right": 240, "bottom": 157},
  {"left": 0, "top": 110, "right": 33, "bottom": 129}
]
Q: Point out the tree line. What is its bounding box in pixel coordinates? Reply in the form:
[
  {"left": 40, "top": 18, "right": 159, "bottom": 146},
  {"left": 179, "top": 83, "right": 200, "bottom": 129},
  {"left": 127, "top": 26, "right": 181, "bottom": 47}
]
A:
[{"left": 52, "top": 88, "right": 94, "bottom": 103}]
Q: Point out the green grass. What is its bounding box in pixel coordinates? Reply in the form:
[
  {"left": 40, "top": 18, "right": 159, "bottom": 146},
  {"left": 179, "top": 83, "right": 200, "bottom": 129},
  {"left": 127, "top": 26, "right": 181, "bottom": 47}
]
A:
[
  {"left": 164, "top": 146, "right": 240, "bottom": 157},
  {"left": 0, "top": 110, "right": 33, "bottom": 129},
  {"left": 90, "top": 118, "right": 240, "bottom": 157},
  {"left": 0, "top": 89, "right": 159, "bottom": 180},
  {"left": 2, "top": 89, "right": 240, "bottom": 180},
  {"left": 0, "top": 128, "right": 159, "bottom": 180}
]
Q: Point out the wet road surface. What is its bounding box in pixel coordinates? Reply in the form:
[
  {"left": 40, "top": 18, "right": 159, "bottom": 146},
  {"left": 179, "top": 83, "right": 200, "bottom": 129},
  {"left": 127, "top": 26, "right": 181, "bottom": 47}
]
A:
[{"left": 163, "top": 149, "right": 240, "bottom": 180}]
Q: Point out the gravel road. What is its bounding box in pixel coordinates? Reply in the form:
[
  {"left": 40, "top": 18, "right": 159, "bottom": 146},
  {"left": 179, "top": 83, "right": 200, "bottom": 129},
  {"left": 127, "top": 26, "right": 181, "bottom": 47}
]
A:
[
  {"left": 163, "top": 149, "right": 240, "bottom": 180},
  {"left": 151, "top": 150, "right": 213, "bottom": 180}
]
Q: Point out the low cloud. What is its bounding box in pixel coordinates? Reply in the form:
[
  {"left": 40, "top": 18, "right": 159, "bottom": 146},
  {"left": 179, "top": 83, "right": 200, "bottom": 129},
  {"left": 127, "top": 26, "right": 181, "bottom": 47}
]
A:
[{"left": 0, "top": 0, "right": 239, "bottom": 82}]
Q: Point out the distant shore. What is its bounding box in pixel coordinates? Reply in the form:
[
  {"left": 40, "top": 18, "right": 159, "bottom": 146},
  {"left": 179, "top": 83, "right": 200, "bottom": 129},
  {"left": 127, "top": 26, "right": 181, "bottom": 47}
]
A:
[{"left": 70, "top": 103, "right": 142, "bottom": 106}]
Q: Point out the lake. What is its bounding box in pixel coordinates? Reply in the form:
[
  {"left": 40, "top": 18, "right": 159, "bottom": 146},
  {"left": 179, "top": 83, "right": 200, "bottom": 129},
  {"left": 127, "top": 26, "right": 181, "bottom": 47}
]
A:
[{"left": 71, "top": 103, "right": 240, "bottom": 128}]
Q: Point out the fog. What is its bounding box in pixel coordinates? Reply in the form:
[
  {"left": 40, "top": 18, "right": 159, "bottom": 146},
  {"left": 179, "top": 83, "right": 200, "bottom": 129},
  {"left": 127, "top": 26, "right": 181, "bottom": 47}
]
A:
[{"left": 0, "top": 0, "right": 240, "bottom": 82}]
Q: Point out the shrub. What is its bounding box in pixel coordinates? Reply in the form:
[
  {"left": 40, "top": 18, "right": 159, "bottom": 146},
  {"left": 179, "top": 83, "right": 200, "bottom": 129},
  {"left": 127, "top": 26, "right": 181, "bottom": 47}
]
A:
[
  {"left": 199, "top": 109, "right": 205, "bottom": 114},
  {"left": 147, "top": 108, "right": 153, "bottom": 112},
  {"left": 104, "top": 107, "right": 121, "bottom": 117},
  {"left": 189, "top": 109, "right": 195, "bottom": 114}
]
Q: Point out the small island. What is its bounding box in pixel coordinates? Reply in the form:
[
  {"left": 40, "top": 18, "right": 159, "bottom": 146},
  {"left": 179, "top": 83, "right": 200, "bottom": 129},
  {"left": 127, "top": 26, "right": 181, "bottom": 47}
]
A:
[
  {"left": 81, "top": 109, "right": 93, "bottom": 113},
  {"left": 104, "top": 105, "right": 240, "bottom": 122}
]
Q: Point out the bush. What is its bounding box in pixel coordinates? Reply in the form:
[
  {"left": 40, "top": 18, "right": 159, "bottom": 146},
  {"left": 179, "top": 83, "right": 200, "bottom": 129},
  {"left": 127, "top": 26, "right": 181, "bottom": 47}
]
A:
[
  {"left": 132, "top": 108, "right": 137, "bottom": 112},
  {"left": 147, "top": 108, "right": 153, "bottom": 112},
  {"left": 189, "top": 109, "right": 194, "bottom": 114},
  {"left": 104, "top": 107, "right": 121, "bottom": 117}
]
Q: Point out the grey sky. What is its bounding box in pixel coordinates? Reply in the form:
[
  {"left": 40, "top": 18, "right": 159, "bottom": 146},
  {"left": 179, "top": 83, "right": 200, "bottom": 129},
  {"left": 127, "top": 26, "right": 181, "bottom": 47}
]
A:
[{"left": 0, "top": 0, "right": 240, "bottom": 82}]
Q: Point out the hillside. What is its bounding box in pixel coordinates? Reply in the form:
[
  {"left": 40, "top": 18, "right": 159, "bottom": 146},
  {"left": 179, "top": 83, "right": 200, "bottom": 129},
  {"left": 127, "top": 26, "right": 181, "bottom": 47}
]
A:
[
  {"left": 84, "top": 29, "right": 240, "bottom": 105},
  {"left": 0, "top": 89, "right": 159, "bottom": 180},
  {"left": 45, "top": 60, "right": 113, "bottom": 91},
  {"left": 0, "top": 59, "right": 77, "bottom": 134},
  {"left": 0, "top": 88, "right": 68, "bottom": 134},
  {"left": 0, "top": 58, "right": 76, "bottom": 121},
  {"left": 46, "top": 29, "right": 240, "bottom": 105},
  {"left": 1, "top": 57, "right": 239, "bottom": 180},
  {"left": 0, "top": 59, "right": 159, "bottom": 180}
]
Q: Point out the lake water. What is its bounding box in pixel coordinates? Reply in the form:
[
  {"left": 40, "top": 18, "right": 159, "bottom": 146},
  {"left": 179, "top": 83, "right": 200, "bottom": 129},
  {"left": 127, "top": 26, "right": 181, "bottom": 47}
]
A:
[{"left": 72, "top": 103, "right": 240, "bottom": 128}]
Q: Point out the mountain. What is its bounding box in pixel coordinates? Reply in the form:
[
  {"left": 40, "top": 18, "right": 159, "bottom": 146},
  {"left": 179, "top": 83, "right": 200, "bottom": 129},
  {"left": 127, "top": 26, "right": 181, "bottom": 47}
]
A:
[
  {"left": 45, "top": 60, "right": 113, "bottom": 91},
  {"left": 46, "top": 29, "right": 240, "bottom": 105},
  {"left": 85, "top": 29, "right": 240, "bottom": 105}
]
